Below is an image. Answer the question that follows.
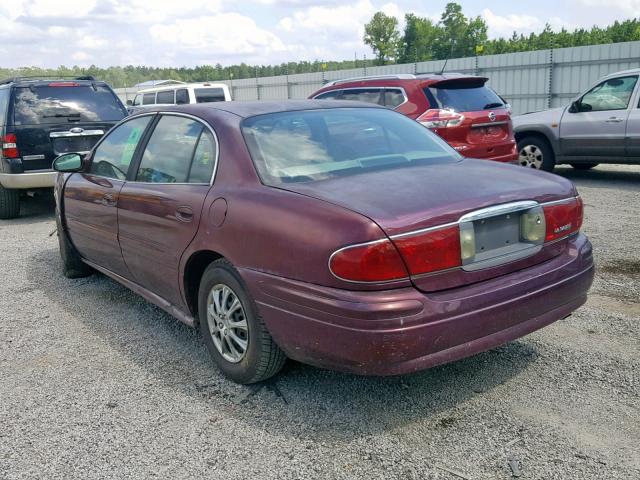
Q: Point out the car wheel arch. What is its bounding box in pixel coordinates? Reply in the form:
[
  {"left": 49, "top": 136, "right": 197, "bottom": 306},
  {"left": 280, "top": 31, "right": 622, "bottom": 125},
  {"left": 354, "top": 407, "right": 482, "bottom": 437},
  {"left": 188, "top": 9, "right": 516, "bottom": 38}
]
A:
[
  {"left": 515, "top": 130, "right": 557, "bottom": 156},
  {"left": 183, "top": 250, "right": 226, "bottom": 320}
]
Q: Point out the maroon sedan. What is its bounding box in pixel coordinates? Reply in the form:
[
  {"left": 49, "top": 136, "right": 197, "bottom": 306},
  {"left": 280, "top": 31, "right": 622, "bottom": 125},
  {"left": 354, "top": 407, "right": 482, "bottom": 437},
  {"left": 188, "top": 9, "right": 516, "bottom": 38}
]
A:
[{"left": 53, "top": 100, "right": 594, "bottom": 384}]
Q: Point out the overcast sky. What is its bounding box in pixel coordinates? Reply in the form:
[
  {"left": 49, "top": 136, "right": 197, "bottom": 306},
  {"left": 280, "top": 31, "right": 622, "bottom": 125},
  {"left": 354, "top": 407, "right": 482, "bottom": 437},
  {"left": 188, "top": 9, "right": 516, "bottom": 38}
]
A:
[{"left": 0, "top": 0, "right": 635, "bottom": 68}]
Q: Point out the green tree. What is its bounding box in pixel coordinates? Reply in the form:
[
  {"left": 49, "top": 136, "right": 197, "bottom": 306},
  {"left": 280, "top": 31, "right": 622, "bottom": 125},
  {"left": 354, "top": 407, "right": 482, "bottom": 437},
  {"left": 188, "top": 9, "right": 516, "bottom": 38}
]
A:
[
  {"left": 363, "top": 11, "right": 401, "bottom": 65},
  {"left": 398, "top": 13, "right": 441, "bottom": 63}
]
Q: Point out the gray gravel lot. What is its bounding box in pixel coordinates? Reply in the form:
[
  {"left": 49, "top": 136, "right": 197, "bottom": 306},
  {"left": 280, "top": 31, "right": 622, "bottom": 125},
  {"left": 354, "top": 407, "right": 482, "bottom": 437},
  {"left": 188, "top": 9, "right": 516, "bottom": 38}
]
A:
[{"left": 1, "top": 165, "right": 638, "bottom": 480}]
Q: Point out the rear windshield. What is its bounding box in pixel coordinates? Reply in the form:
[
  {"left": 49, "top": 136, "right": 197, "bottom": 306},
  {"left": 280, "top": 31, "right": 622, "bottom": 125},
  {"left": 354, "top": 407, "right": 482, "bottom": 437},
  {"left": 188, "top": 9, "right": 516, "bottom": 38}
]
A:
[
  {"left": 424, "top": 83, "right": 504, "bottom": 112},
  {"left": 194, "top": 88, "right": 226, "bottom": 103},
  {"left": 13, "top": 85, "right": 127, "bottom": 125},
  {"left": 241, "top": 108, "right": 459, "bottom": 185}
]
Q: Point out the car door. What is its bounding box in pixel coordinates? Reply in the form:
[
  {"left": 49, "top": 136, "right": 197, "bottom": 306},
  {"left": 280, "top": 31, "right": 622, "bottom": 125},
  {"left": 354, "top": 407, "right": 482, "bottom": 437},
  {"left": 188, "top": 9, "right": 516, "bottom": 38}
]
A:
[
  {"left": 624, "top": 82, "right": 640, "bottom": 161},
  {"left": 63, "top": 114, "right": 154, "bottom": 277},
  {"left": 117, "top": 113, "right": 217, "bottom": 306},
  {"left": 560, "top": 75, "right": 638, "bottom": 159}
]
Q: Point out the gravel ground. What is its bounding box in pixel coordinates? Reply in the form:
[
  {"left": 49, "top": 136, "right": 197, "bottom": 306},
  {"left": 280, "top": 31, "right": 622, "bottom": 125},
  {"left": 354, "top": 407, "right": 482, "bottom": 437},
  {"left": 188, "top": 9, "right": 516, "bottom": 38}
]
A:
[{"left": 1, "top": 165, "right": 638, "bottom": 480}]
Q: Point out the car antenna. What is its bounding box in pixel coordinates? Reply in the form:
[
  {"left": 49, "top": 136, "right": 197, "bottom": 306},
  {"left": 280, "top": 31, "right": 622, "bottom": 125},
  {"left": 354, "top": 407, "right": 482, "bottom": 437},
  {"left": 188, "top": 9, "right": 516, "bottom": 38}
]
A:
[{"left": 438, "top": 39, "right": 456, "bottom": 75}]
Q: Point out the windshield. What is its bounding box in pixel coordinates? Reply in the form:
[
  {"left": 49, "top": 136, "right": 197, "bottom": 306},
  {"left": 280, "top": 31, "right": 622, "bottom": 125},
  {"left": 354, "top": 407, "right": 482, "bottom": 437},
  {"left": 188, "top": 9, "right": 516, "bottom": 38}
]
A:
[
  {"left": 425, "top": 84, "right": 504, "bottom": 112},
  {"left": 241, "top": 108, "right": 460, "bottom": 185},
  {"left": 13, "top": 85, "right": 127, "bottom": 125}
]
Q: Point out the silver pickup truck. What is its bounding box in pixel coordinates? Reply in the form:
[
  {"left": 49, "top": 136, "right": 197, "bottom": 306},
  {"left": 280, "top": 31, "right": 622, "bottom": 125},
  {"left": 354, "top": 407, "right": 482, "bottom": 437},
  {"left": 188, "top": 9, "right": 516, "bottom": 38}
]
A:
[{"left": 513, "top": 68, "right": 640, "bottom": 171}]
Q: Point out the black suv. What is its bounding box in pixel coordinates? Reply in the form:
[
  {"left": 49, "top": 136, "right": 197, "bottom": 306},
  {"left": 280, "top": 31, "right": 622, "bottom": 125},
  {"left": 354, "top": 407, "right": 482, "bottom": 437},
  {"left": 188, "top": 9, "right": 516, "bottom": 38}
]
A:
[{"left": 0, "top": 76, "right": 127, "bottom": 218}]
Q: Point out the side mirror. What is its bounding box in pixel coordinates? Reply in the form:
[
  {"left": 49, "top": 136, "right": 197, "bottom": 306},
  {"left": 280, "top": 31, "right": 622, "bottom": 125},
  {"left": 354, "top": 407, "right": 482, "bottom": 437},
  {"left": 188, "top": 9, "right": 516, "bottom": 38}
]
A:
[
  {"left": 126, "top": 99, "right": 133, "bottom": 106},
  {"left": 569, "top": 100, "right": 579, "bottom": 113},
  {"left": 53, "top": 153, "right": 83, "bottom": 173}
]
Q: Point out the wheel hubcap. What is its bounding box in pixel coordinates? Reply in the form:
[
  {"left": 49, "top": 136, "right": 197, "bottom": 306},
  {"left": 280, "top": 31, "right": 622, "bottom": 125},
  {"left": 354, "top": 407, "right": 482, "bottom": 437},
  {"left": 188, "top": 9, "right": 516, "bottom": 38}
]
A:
[
  {"left": 206, "top": 284, "right": 248, "bottom": 363},
  {"left": 519, "top": 145, "right": 543, "bottom": 169}
]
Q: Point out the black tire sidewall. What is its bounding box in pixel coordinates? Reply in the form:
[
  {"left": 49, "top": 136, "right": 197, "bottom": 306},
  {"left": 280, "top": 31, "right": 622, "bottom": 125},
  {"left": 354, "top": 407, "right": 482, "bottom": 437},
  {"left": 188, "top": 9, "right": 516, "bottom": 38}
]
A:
[
  {"left": 198, "top": 262, "right": 264, "bottom": 384},
  {"left": 518, "top": 137, "right": 555, "bottom": 172}
]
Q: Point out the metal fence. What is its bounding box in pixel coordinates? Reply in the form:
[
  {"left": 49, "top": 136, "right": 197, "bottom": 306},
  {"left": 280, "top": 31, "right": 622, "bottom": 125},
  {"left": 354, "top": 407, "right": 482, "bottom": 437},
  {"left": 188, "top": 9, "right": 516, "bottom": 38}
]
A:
[{"left": 114, "top": 41, "right": 640, "bottom": 115}]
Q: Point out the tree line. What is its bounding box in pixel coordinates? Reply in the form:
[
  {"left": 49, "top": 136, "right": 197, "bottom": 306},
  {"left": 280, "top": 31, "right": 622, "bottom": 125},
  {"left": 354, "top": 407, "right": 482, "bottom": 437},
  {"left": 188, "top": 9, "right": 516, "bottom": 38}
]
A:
[
  {"left": 367, "top": 2, "right": 640, "bottom": 64},
  {"left": 1, "top": 2, "right": 639, "bottom": 88}
]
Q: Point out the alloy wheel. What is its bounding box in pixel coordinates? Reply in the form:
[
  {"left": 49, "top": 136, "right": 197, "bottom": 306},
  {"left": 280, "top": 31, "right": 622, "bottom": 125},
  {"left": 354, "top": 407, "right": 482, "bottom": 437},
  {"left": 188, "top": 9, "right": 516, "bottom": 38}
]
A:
[
  {"left": 519, "top": 144, "right": 544, "bottom": 169},
  {"left": 206, "top": 284, "right": 249, "bottom": 363}
]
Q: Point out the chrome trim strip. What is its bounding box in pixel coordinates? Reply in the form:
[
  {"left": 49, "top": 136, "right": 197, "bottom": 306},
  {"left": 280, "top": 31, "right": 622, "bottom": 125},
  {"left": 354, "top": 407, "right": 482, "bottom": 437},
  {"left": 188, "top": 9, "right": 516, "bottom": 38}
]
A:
[
  {"left": 458, "top": 200, "right": 539, "bottom": 223},
  {"left": 471, "top": 121, "right": 509, "bottom": 128},
  {"left": 22, "top": 154, "right": 45, "bottom": 161},
  {"left": 50, "top": 130, "right": 104, "bottom": 138},
  {"left": 389, "top": 221, "right": 459, "bottom": 240}
]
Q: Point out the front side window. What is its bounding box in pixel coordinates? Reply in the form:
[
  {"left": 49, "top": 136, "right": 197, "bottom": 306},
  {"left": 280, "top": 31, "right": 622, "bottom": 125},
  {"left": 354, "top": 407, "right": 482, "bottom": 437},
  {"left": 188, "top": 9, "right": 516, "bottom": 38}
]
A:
[
  {"left": 580, "top": 76, "right": 638, "bottom": 112},
  {"left": 142, "top": 93, "right": 156, "bottom": 105},
  {"left": 339, "top": 89, "right": 383, "bottom": 105},
  {"left": 132, "top": 95, "right": 142, "bottom": 106},
  {"left": 12, "top": 85, "right": 126, "bottom": 125},
  {"left": 136, "top": 115, "right": 206, "bottom": 183},
  {"left": 90, "top": 115, "right": 152, "bottom": 180},
  {"left": 241, "top": 108, "right": 459, "bottom": 185}
]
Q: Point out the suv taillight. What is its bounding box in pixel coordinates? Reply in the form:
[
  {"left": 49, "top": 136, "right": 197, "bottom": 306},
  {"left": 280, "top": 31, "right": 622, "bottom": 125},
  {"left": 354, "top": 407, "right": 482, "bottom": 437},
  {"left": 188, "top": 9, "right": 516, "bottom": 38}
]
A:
[
  {"left": 417, "top": 109, "right": 465, "bottom": 128},
  {"left": 2, "top": 134, "right": 19, "bottom": 158},
  {"left": 543, "top": 197, "right": 583, "bottom": 242}
]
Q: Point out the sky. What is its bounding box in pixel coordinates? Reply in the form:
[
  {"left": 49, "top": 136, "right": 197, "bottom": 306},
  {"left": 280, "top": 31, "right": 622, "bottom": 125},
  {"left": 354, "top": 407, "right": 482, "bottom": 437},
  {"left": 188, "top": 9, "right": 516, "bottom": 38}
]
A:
[{"left": 0, "top": 0, "right": 637, "bottom": 68}]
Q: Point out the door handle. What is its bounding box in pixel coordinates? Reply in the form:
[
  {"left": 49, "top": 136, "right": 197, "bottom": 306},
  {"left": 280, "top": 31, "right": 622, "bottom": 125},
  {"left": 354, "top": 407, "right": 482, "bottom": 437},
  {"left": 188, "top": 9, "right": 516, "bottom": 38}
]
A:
[
  {"left": 605, "top": 117, "right": 624, "bottom": 123},
  {"left": 101, "top": 193, "right": 116, "bottom": 207},
  {"left": 176, "top": 206, "right": 194, "bottom": 222}
]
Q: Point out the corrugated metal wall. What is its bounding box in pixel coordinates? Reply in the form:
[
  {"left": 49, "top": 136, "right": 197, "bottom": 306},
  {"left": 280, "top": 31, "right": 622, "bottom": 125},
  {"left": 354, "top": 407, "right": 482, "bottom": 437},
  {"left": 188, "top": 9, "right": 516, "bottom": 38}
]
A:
[{"left": 114, "top": 41, "right": 640, "bottom": 115}]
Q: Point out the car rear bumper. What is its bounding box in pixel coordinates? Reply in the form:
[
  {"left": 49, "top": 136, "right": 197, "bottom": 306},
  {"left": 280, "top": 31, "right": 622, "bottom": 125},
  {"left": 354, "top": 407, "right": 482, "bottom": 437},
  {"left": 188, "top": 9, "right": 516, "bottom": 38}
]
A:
[
  {"left": 240, "top": 234, "right": 594, "bottom": 376},
  {"left": 0, "top": 170, "right": 57, "bottom": 189}
]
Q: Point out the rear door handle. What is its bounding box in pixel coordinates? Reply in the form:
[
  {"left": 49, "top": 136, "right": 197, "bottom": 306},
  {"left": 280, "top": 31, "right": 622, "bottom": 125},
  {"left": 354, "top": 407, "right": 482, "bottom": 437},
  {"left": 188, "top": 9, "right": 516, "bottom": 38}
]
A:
[
  {"left": 102, "top": 193, "right": 116, "bottom": 207},
  {"left": 176, "top": 206, "right": 194, "bottom": 222},
  {"left": 605, "top": 117, "right": 624, "bottom": 123}
]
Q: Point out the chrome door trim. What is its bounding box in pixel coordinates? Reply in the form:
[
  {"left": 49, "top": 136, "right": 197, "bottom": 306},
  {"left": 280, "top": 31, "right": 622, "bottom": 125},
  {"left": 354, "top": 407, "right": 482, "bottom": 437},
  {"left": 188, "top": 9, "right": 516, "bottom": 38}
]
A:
[{"left": 50, "top": 129, "right": 104, "bottom": 138}]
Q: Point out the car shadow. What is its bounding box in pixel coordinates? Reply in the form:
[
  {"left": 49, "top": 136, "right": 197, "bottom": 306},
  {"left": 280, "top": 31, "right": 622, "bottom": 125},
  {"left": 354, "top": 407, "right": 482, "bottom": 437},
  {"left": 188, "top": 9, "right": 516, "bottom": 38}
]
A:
[
  {"left": 27, "top": 246, "right": 538, "bottom": 442},
  {"left": 554, "top": 165, "right": 640, "bottom": 191}
]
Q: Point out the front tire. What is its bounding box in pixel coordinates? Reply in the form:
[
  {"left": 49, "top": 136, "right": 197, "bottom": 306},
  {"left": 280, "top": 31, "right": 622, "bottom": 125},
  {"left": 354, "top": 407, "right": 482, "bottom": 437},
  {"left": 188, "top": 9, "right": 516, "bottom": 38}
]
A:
[
  {"left": 198, "top": 259, "right": 286, "bottom": 384},
  {"left": 56, "top": 212, "right": 93, "bottom": 278},
  {"left": 517, "top": 136, "right": 556, "bottom": 172},
  {"left": 0, "top": 185, "right": 20, "bottom": 219}
]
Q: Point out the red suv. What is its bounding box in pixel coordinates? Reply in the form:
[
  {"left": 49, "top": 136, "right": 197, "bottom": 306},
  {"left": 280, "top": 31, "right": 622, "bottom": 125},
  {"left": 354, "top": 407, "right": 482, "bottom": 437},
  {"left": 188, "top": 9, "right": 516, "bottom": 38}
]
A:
[{"left": 310, "top": 74, "right": 518, "bottom": 163}]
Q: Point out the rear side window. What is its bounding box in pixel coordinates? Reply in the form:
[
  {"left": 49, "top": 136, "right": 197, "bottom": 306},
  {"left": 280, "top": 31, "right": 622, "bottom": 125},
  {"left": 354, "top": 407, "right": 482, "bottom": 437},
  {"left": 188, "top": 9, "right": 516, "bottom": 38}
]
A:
[
  {"left": 90, "top": 116, "right": 152, "bottom": 180},
  {"left": 136, "top": 115, "right": 207, "bottom": 183},
  {"left": 176, "top": 89, "right": 189, "bottom": 104},
  {"left": 142, "top": 93, "right": 156, "bottom": 105},
  {"left": 194, "top": 88, "right": 226, "bottom": 103},
  {"left": 12, "top": 85, "right": 126, "bottom": 125},
  {"left": 424, "top": 83, "right": 504, "bottom": 112},
  {"left": 156, "top": 90, "right": 175, "bottom": 104},
  {"left": 189, "top": 130, "right": 217, "bottom": 183},
  {"left": 339, "top": 88, "right": 383, "bottom": 105},
  {"left": 383, "top": 89, "right": 405, "bottom": 108},
  {"left": 314, "top": 90, "right": 342, "bottom": 100},
  {"left": 0, "top": 88, "right": 10, "bottom": 125}
]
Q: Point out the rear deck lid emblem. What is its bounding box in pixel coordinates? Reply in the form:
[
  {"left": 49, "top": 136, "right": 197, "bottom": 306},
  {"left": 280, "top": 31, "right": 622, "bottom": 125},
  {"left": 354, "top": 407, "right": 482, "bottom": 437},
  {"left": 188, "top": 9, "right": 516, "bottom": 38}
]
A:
[
  {"left": 488, "top": 112, "right": 496, "bottom": 122},
  {"left": 70, "top": 127, "right": 84, "bottom": 134}
]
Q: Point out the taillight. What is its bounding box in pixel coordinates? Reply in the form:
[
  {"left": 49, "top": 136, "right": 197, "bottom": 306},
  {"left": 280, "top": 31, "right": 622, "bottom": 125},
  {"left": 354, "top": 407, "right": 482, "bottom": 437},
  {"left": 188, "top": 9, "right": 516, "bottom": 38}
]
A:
[
  {"left": 2, "top": 133, "right": 19, "bottom": 158},
  {"left": 393, "top": 225, "right": 462, "bottom": 275},
  {"left": 329, "top": 239, "right": 408, "bottom": 282},
  {"left": 417, "top": 109, "right": 465, "bottom": 128},
  {"left": 543, "top": 197, "right": 583, "bottom": 242},
  {"left": 48, "top": 82, "right": 80, "bottom": 87}
]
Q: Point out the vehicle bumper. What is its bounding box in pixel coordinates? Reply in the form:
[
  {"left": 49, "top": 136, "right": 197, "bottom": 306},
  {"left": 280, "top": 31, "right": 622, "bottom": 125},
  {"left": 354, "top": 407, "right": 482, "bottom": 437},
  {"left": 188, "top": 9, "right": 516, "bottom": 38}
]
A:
[
  {"left": 0, "top": 170, "right": 57, "bottom": 189},
  {"left": 240, "top": 234, "right": 594, "bottom": 376}
]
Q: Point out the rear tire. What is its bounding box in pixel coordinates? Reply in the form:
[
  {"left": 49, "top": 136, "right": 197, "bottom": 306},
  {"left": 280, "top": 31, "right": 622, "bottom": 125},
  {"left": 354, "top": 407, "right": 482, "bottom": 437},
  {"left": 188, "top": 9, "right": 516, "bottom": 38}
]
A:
[
  {"left": 198, "top": 259, "right": 286, "bottom": 384},
  {"left": 0, "top": 185, "right": 20, "bottom": 219},
  {"left": 517, "top": 136, "right": 556, "bottom": 172},
  {"left": 570, "top": 163, "right": 598, "bottom": 170},
  {"left": 56, "top": 212, "right": 93, "bottom": 278}
]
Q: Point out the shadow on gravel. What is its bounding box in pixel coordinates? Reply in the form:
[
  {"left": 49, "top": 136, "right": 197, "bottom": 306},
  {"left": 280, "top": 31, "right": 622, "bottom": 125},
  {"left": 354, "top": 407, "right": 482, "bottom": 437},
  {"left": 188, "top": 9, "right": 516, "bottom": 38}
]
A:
[
  {"left": 5, "top": 191, "right": 55, "bottom": 225},
  {"left": 554, "top": 165, "right": 640, "bottom": 191},
  {"left": 27, "top": 246, "right": 538, "bottom": 443}
]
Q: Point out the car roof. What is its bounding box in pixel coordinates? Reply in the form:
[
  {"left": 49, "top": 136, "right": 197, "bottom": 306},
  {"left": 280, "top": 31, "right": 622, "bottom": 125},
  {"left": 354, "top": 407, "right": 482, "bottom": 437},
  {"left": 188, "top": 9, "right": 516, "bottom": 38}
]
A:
[
  {"left": 145, "top": 99, "right": 385, "bottom": 119},
  {"left": 0, "top": 76, "right": 104, "bottom": 87},
  {"left": 602, "top": 68, "right": 640, "bottom": 78},
  {"left": 136, "top": 82, "right": 230, "bottom": 94},
  {"left": 319, "top": 73, "right": 487, "bottom": 89}
]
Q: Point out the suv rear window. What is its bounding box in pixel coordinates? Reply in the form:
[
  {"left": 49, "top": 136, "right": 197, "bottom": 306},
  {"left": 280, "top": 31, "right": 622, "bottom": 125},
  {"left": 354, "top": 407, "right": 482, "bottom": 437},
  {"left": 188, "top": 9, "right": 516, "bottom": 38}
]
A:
[
  {"left": 12, "top": 85, "right": 126, "bottom": 125},
  {"left": 424, "top": 82, "right": 504, "bottom": 112},
  {"left": 194, "top": 88, "right": 226, "bottom": 103}
]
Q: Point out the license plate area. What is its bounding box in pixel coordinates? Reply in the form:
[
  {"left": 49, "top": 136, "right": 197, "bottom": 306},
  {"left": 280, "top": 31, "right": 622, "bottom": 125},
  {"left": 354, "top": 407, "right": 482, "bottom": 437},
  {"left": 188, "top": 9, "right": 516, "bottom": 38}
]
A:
[
  {"left": 52, "top": 135, "right": 101, "bottom": 155},
  {"left": 459, "top": 201, "right": 544, "bottom": 272}
]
